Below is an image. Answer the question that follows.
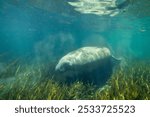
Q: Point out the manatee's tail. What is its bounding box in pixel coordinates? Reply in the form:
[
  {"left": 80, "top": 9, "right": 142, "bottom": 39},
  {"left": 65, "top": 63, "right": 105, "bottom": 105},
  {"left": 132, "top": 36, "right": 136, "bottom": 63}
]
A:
[
  {"left": 111, "top": 55, "right": 121, "bottom": 66},
  {"left": 111, "top": 56, "right": 127, "bottom": 70}
]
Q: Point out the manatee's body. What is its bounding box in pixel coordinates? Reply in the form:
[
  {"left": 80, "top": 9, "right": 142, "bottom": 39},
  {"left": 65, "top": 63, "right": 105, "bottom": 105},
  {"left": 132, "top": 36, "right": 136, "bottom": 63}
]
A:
[{"left": 55, "top": 47, "right": 120, "bottom": 85}]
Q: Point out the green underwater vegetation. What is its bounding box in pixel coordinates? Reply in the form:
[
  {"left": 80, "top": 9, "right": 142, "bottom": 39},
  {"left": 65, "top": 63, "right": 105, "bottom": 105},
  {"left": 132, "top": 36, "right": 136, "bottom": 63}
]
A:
[{"left": 0, "top": 59, "right": 150, "bottom": 100}]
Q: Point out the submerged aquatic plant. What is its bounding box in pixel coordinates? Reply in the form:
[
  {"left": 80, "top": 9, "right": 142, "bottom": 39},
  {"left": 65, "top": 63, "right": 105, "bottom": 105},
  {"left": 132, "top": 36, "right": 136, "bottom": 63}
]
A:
[
  {"left": 94, "top": 61, "right": 150, "bottom": 100},
  {"left": 0, "top": 59, "right": 149, "bottom": 100}
]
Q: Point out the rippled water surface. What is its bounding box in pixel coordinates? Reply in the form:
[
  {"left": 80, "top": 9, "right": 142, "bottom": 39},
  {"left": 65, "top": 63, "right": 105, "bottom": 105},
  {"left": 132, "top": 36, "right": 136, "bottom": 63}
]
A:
[{"left": 0, "top": 0, "right": 149, "bottom": 61}]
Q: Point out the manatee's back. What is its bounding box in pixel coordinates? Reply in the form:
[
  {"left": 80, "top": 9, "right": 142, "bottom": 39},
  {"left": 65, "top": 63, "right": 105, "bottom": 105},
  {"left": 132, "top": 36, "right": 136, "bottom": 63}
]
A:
[{"left": 64, "top": 47, "right": 112, "bottom": 72}]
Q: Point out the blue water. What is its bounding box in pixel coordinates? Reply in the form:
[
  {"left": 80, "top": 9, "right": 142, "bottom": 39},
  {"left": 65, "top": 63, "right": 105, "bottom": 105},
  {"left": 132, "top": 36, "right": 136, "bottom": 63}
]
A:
[{"left": 0, "top": 0, "right": 150, "bottom": 62}]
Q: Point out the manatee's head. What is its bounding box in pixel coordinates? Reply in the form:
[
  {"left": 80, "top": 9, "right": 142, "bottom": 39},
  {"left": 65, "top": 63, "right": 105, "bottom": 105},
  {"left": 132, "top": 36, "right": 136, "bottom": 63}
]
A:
[{"left": 55, "top": 61, "right": 72, "bottom": 73}]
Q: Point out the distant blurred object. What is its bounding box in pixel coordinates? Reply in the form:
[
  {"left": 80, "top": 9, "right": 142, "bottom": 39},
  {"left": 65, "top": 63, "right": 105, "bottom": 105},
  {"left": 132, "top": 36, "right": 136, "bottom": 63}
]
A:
[{"left": 34, "top": 32, "right": 75, "bottom": 61}]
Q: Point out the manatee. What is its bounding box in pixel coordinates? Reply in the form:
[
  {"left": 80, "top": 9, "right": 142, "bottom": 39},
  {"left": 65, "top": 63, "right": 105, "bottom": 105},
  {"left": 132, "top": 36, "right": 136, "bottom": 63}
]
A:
[{"left": 55, "top": 47, "right": 120, "bottom": 85}]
